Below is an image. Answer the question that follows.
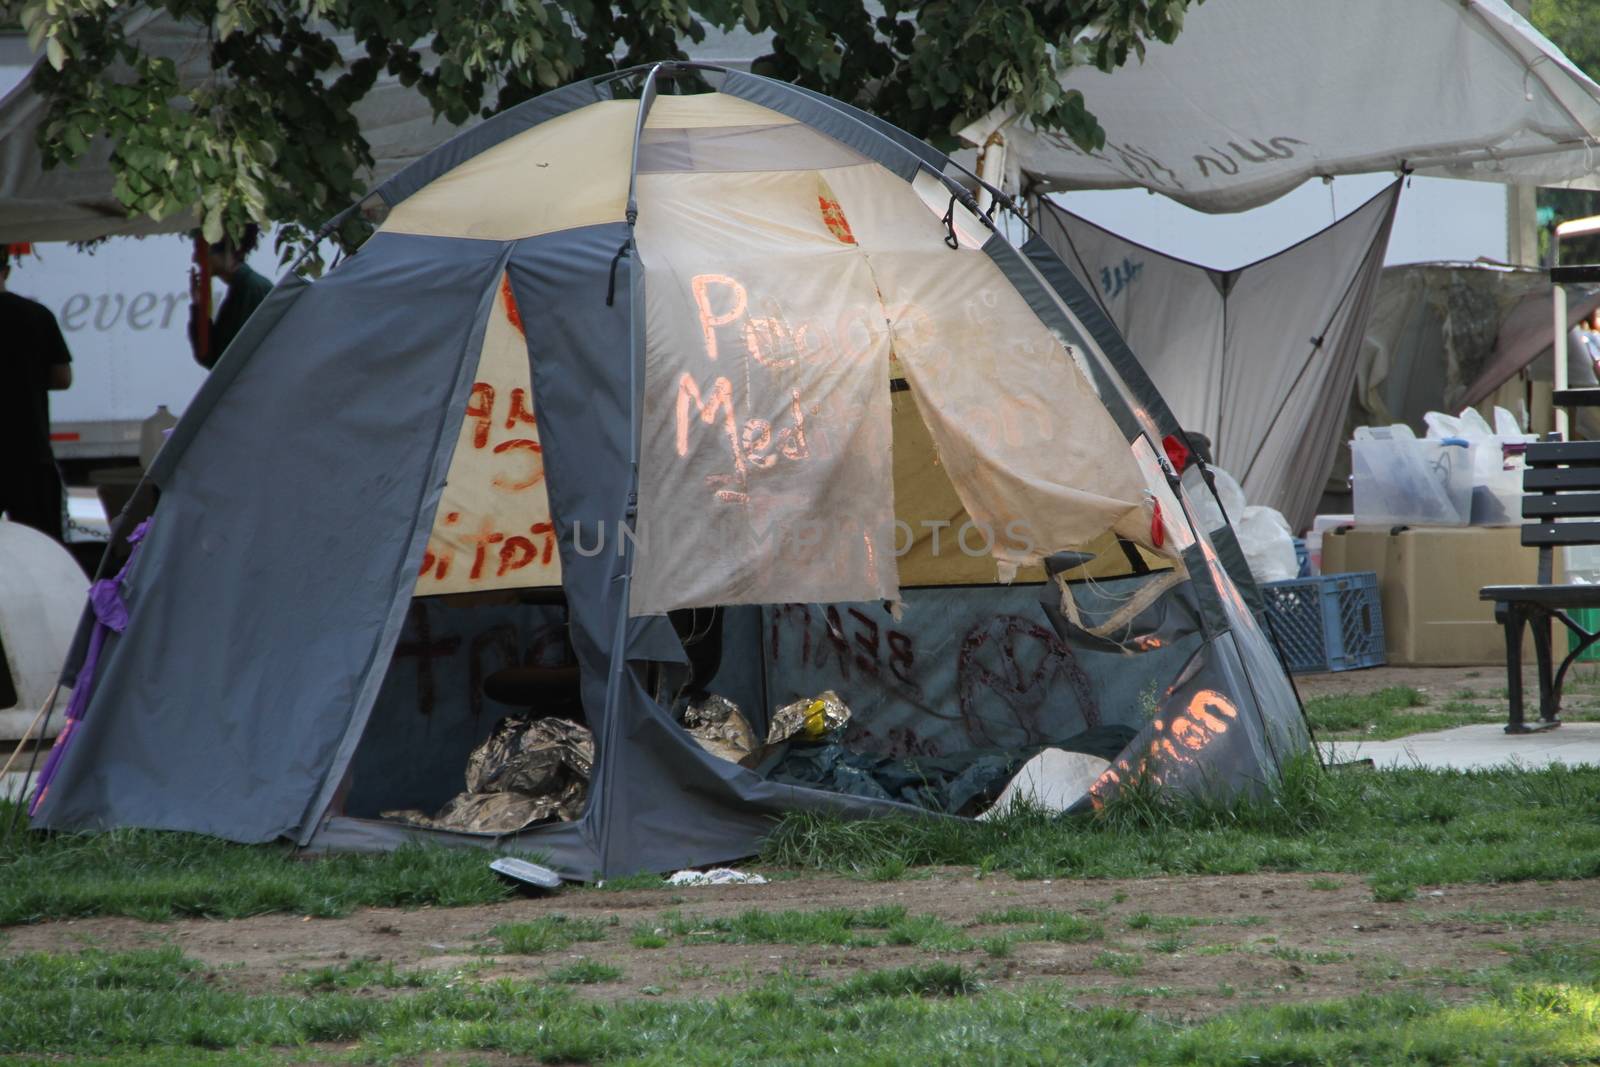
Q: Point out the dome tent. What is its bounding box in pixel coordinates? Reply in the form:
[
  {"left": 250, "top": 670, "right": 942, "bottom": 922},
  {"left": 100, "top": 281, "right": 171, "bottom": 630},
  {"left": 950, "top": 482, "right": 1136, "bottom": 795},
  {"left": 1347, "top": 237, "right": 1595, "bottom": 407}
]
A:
[{"left": 28, "top": 64, "right": 1308, "bottom": 878}]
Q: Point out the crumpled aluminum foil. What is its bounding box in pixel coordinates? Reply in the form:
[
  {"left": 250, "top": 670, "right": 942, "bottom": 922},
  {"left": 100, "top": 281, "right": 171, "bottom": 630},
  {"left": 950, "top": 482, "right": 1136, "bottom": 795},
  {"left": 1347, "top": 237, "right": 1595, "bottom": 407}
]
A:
[
  {"left": 467, "top": 716, "right": 592, "bottom": 795},
  {"left": 383, "top": 716, "right": 592, "bottom": 835},
  {"left": 766, "top": 690, "right": 851, "bottom": 745},
  {"left": 682, "top": 694, "right": 757, "bottom": 764}
]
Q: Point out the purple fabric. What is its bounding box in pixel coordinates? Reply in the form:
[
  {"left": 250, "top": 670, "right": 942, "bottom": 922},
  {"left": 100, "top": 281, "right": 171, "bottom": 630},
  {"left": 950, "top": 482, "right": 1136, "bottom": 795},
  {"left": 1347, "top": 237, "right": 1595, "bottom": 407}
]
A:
[{"left": 29, "top": 519, "right": 152, "bottom": 816}]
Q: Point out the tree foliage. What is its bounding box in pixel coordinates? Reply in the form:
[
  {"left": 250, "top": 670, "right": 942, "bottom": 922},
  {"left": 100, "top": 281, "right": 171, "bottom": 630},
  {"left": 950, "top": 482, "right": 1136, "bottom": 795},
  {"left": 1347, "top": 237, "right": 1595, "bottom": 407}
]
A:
[{"left": 14, "top": 0, "right": 1195, "bottom": 262}]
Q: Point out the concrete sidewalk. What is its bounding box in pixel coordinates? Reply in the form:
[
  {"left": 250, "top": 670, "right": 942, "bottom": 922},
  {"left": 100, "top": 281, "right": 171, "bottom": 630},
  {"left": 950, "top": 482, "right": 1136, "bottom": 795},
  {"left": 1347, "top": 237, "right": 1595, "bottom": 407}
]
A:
[{"left": 1322, "top": 722, "right": 1600, "bottom": 771}]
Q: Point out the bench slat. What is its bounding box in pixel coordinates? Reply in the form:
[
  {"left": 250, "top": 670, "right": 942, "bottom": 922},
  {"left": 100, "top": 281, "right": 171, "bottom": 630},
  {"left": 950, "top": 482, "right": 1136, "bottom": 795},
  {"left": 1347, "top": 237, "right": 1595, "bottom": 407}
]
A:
[
  {"left": 1523, "top": 492, "right": 1600, "bottom": 518},
  {"left": 1522, "top": 468, "right": 1600, "bottom": 491},
  {"left": 1480, "top": 583, "right": 1600, "bottom": 607},
  {"left": 1528, "top": 440, "right": 1600, "bottom": 466},
  {"left": 1523, "top": 521, "right": 1600, "bottom": 545}
]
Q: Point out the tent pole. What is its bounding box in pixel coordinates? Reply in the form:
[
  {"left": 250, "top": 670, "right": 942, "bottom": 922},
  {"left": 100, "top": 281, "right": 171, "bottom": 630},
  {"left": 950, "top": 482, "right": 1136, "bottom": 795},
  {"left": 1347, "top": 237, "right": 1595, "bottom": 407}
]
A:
[
  {"left": 593, "top": 61, "right": 664, "bottom": 874},
  {"left": 976, "top": 133, "right": 1006, "bottom": 216}
]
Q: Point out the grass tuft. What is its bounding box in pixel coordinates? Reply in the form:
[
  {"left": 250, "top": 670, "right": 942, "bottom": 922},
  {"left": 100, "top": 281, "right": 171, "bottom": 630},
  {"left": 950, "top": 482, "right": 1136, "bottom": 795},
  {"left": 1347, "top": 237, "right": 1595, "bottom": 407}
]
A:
[
  {"left": 547, "top": 959, "right": 623, "bottom": 985},
  {"left": 489, "top": 916, "right": 609, "bottom": 954},
  {"left": 826, "top": 963, "right": 981, "bottom": 1002}
]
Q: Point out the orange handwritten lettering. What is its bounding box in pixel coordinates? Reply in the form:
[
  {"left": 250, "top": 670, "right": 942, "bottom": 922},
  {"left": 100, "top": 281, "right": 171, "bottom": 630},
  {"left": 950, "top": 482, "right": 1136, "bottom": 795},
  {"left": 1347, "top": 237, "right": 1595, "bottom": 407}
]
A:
[
  {"left": 676, "top": 373, "right": 745, "bottom": 474},
  {"left": 691, "top": 274, "right": 746, "bottom": 362},
  {"left": 466, "top": 383, "right": 495, "bottom": 449},
  {"left": 491, "top": 438, "right": 544, "bottom": 491},
  {"left": 505, "top": 387, "right": 537, "bottom": 430}
]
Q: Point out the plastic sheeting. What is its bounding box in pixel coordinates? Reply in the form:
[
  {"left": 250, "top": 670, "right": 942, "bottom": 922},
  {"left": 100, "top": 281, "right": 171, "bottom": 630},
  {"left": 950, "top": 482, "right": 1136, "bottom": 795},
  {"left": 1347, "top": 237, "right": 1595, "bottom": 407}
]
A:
[{"left": 1037, "top": 184, "right": 1399, "bottom": 530}]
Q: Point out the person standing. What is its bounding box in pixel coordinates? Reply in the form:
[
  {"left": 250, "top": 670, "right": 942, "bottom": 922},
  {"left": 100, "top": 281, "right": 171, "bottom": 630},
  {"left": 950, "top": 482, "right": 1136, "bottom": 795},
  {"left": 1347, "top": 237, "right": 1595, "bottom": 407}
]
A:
[
  {"left": 0, "top": 244, "right": 73, "bottom": 542},
  {"left": 189, "top": 223, "right": 274, "bottom": 369}
]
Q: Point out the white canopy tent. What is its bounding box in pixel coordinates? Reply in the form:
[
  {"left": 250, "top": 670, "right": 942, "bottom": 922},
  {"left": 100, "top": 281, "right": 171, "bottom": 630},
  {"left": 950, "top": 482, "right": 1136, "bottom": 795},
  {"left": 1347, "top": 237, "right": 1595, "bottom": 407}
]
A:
[{"left": 961, "top": 0, "right": 1600, "bottom": 213}]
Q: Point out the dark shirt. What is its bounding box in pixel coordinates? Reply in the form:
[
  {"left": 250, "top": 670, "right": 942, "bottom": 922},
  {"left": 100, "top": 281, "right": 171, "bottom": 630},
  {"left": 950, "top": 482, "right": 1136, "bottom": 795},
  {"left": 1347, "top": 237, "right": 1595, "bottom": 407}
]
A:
[
  {"left": 0, "top": 290, "right": 72, "bottom": 467},
  {"left": 200, "top": 264, "right": 274, "bottom": 369}
]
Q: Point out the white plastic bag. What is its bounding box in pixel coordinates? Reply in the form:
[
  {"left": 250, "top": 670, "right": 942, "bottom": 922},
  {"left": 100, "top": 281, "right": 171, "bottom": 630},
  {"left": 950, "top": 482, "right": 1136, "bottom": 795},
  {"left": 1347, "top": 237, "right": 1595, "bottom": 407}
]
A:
[
  {"left": 1183, "top": 464, "right": 1248, "bottom": 535},
  {"left": 1237, "top": 505, "right": 1300, "bottom": 583}
]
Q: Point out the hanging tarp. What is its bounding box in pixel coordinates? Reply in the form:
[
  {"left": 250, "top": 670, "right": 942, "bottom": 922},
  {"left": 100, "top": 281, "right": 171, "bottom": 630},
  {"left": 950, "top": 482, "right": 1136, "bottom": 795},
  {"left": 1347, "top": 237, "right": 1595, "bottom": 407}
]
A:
[
  {"left": 1036, "top": 183, "right": 1399, "bottom": 530},
  {"left": 962, "top": 0, "right": 1600, "bottom": 213}
]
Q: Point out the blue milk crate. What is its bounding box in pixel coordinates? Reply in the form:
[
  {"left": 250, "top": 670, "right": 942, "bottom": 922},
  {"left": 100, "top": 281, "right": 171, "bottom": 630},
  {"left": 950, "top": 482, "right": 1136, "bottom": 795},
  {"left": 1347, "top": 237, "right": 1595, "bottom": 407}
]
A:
[{"left": 1261, "top": 571, "right": 1385, "bottom": 674}]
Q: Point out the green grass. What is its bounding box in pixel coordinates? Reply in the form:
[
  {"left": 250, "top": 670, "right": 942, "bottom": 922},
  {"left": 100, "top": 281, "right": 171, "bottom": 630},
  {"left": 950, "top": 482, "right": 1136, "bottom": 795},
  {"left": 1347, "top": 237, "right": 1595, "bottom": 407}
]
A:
[
  {"left": 974, "top": 907, "right": 1104, "bottom": 943},
  {"left": 647, "top": 905, "right": 973, "bottom": 951},
  {"left": 0, "top": 802, "right": 522, "bottom": 924},
  {"left": 5, "top": 945, "right": 1600, "bottom": 1065},
  {"left": 289, "top": 959, "right": 438, "bottom": 992},
  {"left": 760, "top": 758, "right": 1600, "bottom": 890},
  {"left": 1427, "top": 908, "right": 1587, "bottom": 929},
  {"left": 1093, "top": 950, "right": 1145, "bottom": 977},
  {"left": 6, "top": 759, "right": 1600, "bottom": 930},
  {"left": 547, "top": 959, "right": 623, "bottom": 984},
  {"left": 1303, "top": 685, "right": 1509, "bottom": 739},
  {"left": 489, "top": 915, "right": 610, "bottom": 954}
]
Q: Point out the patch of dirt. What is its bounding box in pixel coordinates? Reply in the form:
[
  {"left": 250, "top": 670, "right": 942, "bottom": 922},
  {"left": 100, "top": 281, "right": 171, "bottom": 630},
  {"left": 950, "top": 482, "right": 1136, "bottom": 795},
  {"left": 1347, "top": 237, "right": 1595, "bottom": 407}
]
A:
[{"left": 3, "top": 871, "right": 1595, "bottom": 1020}]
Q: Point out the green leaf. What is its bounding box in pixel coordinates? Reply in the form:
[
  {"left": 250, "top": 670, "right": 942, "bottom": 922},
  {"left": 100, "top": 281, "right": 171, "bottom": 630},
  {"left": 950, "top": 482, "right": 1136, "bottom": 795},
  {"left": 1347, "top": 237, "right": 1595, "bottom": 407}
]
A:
[{"left": 61, "top": 124, "right": 89, "bottom": 157}]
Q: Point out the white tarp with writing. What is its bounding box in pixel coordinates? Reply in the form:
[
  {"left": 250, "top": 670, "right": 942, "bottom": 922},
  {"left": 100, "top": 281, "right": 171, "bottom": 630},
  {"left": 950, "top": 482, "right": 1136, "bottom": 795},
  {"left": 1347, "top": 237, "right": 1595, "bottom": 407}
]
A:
[
  {"left": 961, "top": 0, "right": 1600, "bottom": 213},
  {"left": 630, "top": 99, "right": 1158, "bottom": 614}
]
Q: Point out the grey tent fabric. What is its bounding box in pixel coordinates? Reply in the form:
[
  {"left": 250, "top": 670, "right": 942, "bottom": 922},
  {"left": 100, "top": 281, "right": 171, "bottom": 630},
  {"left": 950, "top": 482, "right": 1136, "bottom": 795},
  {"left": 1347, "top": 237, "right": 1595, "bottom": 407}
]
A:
[
  {"left": 32, "top": 233, "right": 508, "bottom": 838},
  {"left": 29, "top": 65, "right": 1311, "bottom": 878},
  {"left": 1036, "top": 184, "right": 1400, "bottom": 530}
]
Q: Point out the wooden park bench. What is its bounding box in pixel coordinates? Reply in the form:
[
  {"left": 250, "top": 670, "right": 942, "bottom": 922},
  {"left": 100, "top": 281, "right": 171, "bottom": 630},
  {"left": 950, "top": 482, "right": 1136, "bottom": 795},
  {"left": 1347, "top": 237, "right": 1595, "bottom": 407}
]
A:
[{"left": 1479, "top": 437, "right": 1600, "bottom": 733}]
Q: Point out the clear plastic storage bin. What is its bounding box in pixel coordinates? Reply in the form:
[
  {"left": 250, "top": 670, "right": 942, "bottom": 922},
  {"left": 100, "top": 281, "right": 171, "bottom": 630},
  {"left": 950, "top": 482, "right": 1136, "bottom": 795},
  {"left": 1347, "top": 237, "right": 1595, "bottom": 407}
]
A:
[{"left": 1350, "top": 425, "right": 1474, "bottom": 527}]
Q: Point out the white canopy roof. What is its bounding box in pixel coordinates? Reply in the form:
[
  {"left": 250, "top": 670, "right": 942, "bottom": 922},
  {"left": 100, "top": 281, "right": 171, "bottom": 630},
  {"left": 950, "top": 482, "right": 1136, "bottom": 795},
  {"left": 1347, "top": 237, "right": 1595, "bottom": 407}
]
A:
[
  {"left": 962, "top": 0, "right": 1600, "bottom": 213},
  {"left": 0, "top": 9, "right": 464, "bottom": 243}
]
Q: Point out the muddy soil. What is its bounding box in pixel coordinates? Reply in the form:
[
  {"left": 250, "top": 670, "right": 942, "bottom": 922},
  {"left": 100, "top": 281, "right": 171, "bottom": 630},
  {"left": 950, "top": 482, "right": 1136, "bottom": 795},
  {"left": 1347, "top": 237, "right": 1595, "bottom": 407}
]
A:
[{"left": 5, "top": 871, "right": 1595, "bottom": 1021}]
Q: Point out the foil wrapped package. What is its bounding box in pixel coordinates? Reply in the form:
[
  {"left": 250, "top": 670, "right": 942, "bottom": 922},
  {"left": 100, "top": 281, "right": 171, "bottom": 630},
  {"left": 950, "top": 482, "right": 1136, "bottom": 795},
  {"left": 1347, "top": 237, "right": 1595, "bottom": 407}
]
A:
[
  {"left": 682, "top": 694, "right": 757, "bottom": 764},
  {"left": 384, "top": 716, "right": 592, "bottom": 835},
  {"left": 767, "top": 690, "right": 851, "bottom": 745},
  {"left": 467, "top": 717, "right": 592, "bottom": 795}
]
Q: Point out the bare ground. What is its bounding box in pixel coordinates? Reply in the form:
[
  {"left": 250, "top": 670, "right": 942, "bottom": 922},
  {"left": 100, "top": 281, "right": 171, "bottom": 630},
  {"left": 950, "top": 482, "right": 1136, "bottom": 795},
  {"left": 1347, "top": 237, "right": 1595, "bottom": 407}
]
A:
[{"left": 4, "top": 871, "right": 1595, "bottom": 1020}]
